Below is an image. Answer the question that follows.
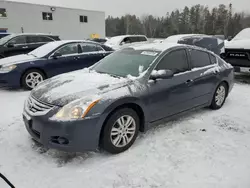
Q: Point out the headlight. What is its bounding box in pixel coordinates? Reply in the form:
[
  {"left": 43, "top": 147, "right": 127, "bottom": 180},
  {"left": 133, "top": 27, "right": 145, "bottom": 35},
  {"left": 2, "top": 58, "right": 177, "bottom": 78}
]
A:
[
  {"left": 0, "top": 64, "right": 17, "bottom": 73},
  {"left": 55, "top": 99, "right": 101, "bottom": 120}
]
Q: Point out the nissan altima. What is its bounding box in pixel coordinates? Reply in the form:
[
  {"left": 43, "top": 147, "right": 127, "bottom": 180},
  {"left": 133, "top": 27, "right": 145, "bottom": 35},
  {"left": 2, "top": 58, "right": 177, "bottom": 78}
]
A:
[
  {"left": 0, "top": 40, "right": 113, "bottom": 89},
  {"left": 23, "top": 42, "right": 234, "bottom": 154}
]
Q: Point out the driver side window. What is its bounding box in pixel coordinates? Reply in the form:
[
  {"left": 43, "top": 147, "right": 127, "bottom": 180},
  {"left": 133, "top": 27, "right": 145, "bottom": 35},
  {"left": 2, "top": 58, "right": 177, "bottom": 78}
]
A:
[
  {"left": 155, "top": 49, "right": 189, "bottom": 74},
  {"left": 56, "top": 43, "right": 79, "bottom": 56}
]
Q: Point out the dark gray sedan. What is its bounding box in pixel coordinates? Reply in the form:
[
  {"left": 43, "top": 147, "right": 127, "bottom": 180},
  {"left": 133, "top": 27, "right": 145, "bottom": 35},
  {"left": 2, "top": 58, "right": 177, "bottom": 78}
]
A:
[{"left": 23, "top": 43, "right": 234, "bottom": 154}]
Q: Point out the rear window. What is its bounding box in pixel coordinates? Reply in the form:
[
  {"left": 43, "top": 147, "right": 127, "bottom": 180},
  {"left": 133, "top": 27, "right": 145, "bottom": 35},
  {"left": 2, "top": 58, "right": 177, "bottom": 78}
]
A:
[{"left": 190, "top": 49, "right": 211, "bottom": 68}]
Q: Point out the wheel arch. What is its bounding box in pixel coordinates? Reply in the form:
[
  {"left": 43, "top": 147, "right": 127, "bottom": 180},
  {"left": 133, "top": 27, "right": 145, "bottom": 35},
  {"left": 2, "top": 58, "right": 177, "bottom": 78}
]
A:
[
  {"left": 20, "top": 67, "right": 47, "bottom": 86},
  {"left": 220, "top": 80, "right": 230, "bottom": 97},
  {"left": 99, "top": 98, "right": 147, "bottom": 146}
]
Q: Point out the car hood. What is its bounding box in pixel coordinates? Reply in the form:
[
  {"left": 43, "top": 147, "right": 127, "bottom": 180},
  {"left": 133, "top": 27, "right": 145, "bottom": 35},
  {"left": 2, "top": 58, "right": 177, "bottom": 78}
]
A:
[
  {"left": 225, "top": 39, "right": 250, "bottom": 49},
  {"left": 31, "top": 69, "right": 131, "bottom": 106},
  {"left": 0, "top": 54, "right": 37, "bottom": 66}
]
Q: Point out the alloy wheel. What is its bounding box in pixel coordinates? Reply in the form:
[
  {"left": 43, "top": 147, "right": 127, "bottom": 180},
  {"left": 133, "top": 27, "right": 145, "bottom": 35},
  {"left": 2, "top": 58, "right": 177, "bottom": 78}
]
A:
[
  {"left": 215, "top": 85, "right": 226, "bottom": 106},
  {"left": 25, "top": 72, "right": 44, "bottom": 89},
  {"left": 110, "top": 115, "right": 136, "bottom": 148}
]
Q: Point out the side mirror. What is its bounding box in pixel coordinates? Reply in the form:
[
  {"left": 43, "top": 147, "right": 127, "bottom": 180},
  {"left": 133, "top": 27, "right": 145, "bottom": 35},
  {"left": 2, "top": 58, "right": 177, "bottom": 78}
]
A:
[
  {"left": 150, "top": 69, "right": 174, "bottom": 80},
  {"left": 51, "top": 52, "right": 62, "bottom": 59},
  {"left": 227, "top": 36, "right": 233, "bottom": 41},
  {"left": 7, "top": 42, "right": 14, "bottom": 48},
  {"left": 120, "top": 42, "right": 125, "bottom": 46}
]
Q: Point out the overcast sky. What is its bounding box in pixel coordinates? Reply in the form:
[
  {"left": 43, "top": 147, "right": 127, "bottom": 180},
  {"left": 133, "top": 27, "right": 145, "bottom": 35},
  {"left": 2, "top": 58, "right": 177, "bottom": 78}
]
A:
[{"left": 6, "top": 0, "right": 250, "bottom": 17}]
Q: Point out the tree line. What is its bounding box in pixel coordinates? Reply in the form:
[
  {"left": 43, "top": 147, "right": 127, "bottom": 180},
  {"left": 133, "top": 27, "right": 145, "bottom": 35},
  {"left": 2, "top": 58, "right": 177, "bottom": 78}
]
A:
[{"left": 105, "top": 4, "right": 250, "bottom": 38}]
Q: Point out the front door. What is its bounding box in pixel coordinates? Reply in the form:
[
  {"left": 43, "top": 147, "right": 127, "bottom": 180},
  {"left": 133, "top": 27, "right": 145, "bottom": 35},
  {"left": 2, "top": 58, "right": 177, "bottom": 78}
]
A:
[
  {"left": 45, "top": 42, "right": 81, "bottom": 77},
  {"left": 147, "top": 49, "right": 196, "bottom": 122}
]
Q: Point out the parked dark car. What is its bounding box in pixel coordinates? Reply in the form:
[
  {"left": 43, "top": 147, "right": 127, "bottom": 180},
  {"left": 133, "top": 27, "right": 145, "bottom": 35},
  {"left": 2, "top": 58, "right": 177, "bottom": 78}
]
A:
[
  {"left": 164, "top": 34, "right": 225, "bottom": 56},
  {"left": 23, "top": 43, "right": 234, "bottom": 154},
  {"left": 0, "top": 33, "right": 10, "bottom": 39},
  {"left": 0, "top": 40, "right": 114, "bottom": 89},
  {"left": 0, "top": 33, "right": 60, "bottom": 58}
]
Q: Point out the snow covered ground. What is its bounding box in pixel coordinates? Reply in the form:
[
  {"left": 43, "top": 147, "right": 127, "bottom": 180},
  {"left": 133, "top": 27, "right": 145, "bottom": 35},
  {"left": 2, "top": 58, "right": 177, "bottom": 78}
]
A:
[{"left": 1, "top": 75, "right": 250, "bottom": 188}]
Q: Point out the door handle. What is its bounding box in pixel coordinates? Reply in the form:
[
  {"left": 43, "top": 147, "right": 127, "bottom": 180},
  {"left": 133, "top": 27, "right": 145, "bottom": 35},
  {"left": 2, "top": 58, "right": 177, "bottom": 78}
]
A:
[
  {"left": 74, "top": 56, "right": 80, "bottom": 60},
  {"left": 22, "top": 46, "right": 28, "bottom": 49}
]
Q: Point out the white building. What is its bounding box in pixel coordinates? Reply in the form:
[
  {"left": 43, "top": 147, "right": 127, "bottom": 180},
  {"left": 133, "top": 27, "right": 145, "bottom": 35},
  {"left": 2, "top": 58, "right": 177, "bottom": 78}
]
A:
[{"left": 0, "top": 0, "right": 105, "bottom": 40}]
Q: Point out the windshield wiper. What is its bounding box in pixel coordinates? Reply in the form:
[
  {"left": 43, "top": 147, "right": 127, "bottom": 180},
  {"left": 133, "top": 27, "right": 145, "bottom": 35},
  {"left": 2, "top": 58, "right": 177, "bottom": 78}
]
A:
[{"left": 96, "top": 71, "right": 121, "bottom": 78}]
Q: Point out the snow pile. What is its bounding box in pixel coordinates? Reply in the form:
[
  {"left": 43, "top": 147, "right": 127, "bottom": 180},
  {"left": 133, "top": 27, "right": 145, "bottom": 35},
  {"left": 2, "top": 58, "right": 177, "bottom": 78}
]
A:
[{"left": 1, "top": 83, "right": 250, "bottom": 187}]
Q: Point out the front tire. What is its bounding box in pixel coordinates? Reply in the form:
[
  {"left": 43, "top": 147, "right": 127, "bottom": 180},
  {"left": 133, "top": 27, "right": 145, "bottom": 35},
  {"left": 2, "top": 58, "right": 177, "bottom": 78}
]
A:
[
  {"left": 21, "top": 69, "right": 45, "bottom": 90},
  {"left": 101, "top": 108, "right": 140, "bottom": 154},
  {"left": 210, "top": 82, "right": 228, "bottom": 110}
]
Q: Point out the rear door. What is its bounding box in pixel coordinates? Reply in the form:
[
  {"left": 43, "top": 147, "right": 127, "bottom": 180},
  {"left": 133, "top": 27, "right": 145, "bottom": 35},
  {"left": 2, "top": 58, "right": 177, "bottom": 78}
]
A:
[
  {"left": 3, "top": 35, "right": 29, "bottom": 57},
  {"left": 27, "top": 36, "right": 55, "bottom": 51},
  {"left": 187, "top": 48, "right": 221, "bottom": 106},
  {"left": 77, "top": 43, "right": 107, "bottom": 69}
]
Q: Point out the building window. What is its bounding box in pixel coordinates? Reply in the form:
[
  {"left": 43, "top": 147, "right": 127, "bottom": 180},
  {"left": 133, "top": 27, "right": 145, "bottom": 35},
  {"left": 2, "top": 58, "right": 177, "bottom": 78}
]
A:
[
  {"left": 84, "top": 16, "right": 88, "bottom": 23},
  {"left": 80, "top": 15, "right": 88, "bottom": 23},
  {"left": 42, "top": 12, "right": 53, "bottom": 20},
  {"left": 0, "top": 8, "right": 7, "bottom": 18}
]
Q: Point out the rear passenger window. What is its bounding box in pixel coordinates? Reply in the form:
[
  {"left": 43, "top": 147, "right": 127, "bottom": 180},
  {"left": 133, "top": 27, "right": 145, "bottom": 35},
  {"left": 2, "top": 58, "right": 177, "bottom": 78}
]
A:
[
  {"left": 155, "top": 49, "right": 189, "bottom": 74},
  {"left": 190, "top": 50, "right": 211, "bottom": 68},
  {"left": 81, "top": 43, "right": 99, "bottom": 52},
  {"left": 39, "top": 36, "right": 54, "bottom": 42},
  {"left": 27, "top": 36, "right": 40, "bottom": 43},
  {"left": 137, "top": 36, "right": 147, "bottom": 42},
  {"left": 96, "top": 45, "right": 104, "bottom": 51},
  {"left": 209, "top": 54, "right": 217, "bottom": 64}
]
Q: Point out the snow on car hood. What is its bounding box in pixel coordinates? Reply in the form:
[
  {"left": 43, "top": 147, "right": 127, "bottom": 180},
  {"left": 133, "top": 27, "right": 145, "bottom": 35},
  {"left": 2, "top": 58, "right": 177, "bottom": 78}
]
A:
[
  {"left": 0, "top": 54, "right": 37, "bottom": 66},
  {"left": 31, "top": 69, "right": 130, "bottom": 106},
  {"left": 225, "top": 39, "right": 250, "bottom": 49}
]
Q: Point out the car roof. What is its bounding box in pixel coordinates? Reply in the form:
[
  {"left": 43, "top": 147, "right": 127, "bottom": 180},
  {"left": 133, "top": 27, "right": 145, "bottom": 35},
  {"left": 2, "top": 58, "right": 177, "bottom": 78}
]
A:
[
  {"left": 125, "top": 41, "right": 214, "bottom": 54},
  {"left": 9, "top": 33, "right": 59, "bottom": 37},
  {"left": 44, "top": 40, "right": 103, "bottom": 46},
  {"left": 164, "top": 34, "right": 208, "bottom": 42},
  {"left": 125, "top": 42, "right": 184, "bottom": 52}
]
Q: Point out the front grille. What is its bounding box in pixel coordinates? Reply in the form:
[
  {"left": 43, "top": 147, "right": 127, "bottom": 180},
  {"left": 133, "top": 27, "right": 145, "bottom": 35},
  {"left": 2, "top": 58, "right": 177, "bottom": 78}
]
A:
[{"left": 27, "top": 96, "right": 54, "bottom": 114}]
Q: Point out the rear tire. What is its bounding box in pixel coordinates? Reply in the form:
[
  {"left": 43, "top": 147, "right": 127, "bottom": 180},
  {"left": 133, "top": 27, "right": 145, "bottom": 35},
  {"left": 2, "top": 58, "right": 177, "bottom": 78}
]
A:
[
  {"left": 21, "top": 69, "right": 46, "bottom": 90},
  {"left": 100, "top": 108, "right": 139, "bottom": 154},
  {"left": 210, "top": 82, "right": 228, "bottom": 110}
]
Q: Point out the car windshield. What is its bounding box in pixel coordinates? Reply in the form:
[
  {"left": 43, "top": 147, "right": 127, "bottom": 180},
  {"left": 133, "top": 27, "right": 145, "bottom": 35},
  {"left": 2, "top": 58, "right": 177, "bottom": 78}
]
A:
[
  {"left": 28, "top": 41, "right": 64, "bottom": 57},
  {"left": 0, "top": 34, "right": 15, "bottom": 45},
  {"left": 233, "top": 28, "right": 250, "bottom": 40},
  {"left": 92, "top": 48, "right": 160, "bottom": 77}
]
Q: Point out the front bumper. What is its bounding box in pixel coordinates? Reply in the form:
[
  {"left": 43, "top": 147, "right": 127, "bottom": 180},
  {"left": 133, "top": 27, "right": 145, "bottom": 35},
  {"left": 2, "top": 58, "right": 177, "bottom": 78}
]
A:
[
  {"left": 23, "top": 106, "right": 105, "bottom": 152},
  {"left": 0, "top": 70, "right": 21, "bottom": 88}
]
